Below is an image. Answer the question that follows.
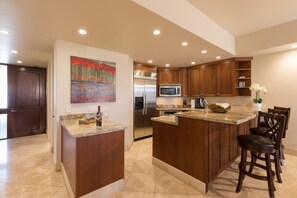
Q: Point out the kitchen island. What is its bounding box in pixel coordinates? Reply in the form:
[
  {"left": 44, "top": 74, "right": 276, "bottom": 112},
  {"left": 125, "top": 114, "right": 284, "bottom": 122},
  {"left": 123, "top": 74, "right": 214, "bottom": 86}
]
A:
[
  {"left": 151, "top": 107, "right": 256, "bottom": 193},
  {"left": 60, "top": 114, "right": 126, "bottom": 198}
]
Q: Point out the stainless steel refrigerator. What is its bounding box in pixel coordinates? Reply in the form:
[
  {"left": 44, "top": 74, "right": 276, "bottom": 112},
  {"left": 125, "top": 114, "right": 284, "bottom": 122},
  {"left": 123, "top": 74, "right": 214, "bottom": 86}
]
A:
[{"left": 134, "top": 78, "right": 156, "bottom": 140}]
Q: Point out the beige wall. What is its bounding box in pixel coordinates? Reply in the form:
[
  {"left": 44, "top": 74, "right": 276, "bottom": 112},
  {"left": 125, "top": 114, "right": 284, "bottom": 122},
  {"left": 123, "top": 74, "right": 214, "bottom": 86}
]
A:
[
  {"left": 52, "top": 40, "right": 134, "bottom": 167},
  {"left": 252, "top": 49, "right": 297, "bottom": 150}
]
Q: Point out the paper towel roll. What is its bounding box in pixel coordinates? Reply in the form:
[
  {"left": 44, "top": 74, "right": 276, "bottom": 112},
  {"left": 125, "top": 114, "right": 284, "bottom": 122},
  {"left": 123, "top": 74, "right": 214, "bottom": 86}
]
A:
[{"left": 191, "top": 99, "right": 195, "bottom": 108}]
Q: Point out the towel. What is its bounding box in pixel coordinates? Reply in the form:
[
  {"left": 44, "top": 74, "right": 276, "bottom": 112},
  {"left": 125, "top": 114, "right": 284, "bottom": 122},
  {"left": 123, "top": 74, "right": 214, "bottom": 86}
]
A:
[{"left": 215, "top": 103, "right": 230, "bottom": 109}]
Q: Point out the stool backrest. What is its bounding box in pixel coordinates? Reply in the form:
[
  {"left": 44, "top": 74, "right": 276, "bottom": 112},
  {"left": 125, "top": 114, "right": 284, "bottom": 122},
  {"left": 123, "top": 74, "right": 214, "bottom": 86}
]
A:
[
  {"left": 274, "top": 106, "right": 291, "bottom": 131},
  {"left": 257, "top": 111, "right": 286, "bottom": 150},
  {"left": 268, "top": 108, "right": 289, "bottom": 138}
]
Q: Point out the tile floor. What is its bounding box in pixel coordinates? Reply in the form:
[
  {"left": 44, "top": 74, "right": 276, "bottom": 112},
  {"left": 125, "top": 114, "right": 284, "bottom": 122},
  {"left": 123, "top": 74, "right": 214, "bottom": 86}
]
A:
[{"left": 0, "top": 134, "right": 297, "bottom": 197}]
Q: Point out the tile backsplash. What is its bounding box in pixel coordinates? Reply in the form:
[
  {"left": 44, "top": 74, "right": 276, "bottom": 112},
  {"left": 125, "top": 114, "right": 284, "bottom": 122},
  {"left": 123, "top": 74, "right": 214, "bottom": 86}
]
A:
[{"left": 157, "top": 96, "right": 253, "bottom": 107}]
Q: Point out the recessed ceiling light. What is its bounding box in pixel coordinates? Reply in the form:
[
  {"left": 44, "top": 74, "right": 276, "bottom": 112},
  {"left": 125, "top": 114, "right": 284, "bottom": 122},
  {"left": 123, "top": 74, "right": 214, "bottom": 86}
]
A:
[
  {"left": 148, "top": 60, "right": 153, "bottom": 63},
  {"left": 191, "top": 61, "right": 196, "bottom": 65},
  {"left": 181, "top": 42, "right": 188, "bottom": 46},
  {"left": 78, "top": 29, "right": 87, "bottom": 35},
  {"left": 11, "top": 50, "right": 18, "bottom": 54},
  {"left": 216, "top": 56, "right": 221, "bottom": 60},
  {"left": 0, "top": 29, "right": 10, "bottom": 35},
  {"left": 201, "top": 50, "right": 207, "bottom": 54},
  {"left": 165, "top": 64, "right": 170, "bottom": 67},
  {"left": 17, "top": 60, "right": 22, "bottom": 64},
  {"left": 153, "top": 29, "right": 160, "bottom": 35},
  {"left": 292, "top": 44, "right": 297, "bottom": 49}
]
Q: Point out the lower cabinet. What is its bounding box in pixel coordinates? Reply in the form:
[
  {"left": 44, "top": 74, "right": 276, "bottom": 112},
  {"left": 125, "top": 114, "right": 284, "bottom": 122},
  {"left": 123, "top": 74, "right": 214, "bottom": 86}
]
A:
[{"left": 152, "top": 117, "right": 256, "bottom": 185}]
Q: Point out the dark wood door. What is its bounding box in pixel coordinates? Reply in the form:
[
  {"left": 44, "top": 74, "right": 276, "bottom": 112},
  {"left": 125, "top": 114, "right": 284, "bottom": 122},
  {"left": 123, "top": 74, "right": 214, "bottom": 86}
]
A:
[{"left": 7, "top": 66, "right": 46, "bottom": 138}]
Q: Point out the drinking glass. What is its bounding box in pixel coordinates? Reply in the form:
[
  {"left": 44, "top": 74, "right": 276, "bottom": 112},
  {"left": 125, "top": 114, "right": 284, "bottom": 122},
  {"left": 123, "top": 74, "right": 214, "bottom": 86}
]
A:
[{"left": 102, "top": 111, "right": 109, "bottom": 124}]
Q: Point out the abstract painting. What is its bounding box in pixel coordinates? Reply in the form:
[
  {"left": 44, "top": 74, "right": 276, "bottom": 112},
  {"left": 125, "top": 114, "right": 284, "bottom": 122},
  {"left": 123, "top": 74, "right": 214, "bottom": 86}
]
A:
[{"left": 70, "top": 56, "right": 116, "bottom": 103}]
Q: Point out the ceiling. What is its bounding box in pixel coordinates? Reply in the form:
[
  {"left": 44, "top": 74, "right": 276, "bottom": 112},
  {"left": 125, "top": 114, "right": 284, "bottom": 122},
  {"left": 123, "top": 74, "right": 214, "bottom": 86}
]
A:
[{"left": 0, "top": 0, "right": 297, "bottom": 68}]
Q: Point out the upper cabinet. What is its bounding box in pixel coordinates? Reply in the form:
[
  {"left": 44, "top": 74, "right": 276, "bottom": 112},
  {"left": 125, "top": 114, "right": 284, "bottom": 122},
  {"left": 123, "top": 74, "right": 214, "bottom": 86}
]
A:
[
  {"left": 157, "top": 69, "right": 179, "bottom": 84},
  {"left": 217, "top": 60, "right": 235, "bottom": 97},
  {"left": 157, "top": 68, "right": 189, "bottom": 96},
  {"left": 156, "top": 57, "right": 252, "bottom": 97}
]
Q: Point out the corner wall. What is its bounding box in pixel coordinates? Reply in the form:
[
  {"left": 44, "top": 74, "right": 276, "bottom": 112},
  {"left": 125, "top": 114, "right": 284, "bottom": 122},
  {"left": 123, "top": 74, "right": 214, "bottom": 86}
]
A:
[
  {"left": 252, "top": 49, "right": 297, "bottom": 151},
  {"left": 53, "top": 40, "right": 134, "bottom": 167}
]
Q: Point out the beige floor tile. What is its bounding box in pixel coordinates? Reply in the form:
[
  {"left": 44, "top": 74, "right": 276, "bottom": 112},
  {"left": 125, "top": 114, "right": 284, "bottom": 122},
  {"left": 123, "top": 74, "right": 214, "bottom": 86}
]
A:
[
  {"left": 155, "top": 193, "right": 189, "bottom": 198},
  {"left": 21, "top": 185, "right": 60, "bottom": 198},
  {"left": 111, "top": 191, "right": 155, "bottom": 198},
  {"left": 155, "top": 171, "right": 188, "bottom": 194},
  {"left": 124, "top": 172, "right": 155, "bottom": 193},
  {"left": 52, "top": 187, "right": 69, "bottom": 198},
  {"left": 1, "top": 135, "right": 297, "bottom": 198}
]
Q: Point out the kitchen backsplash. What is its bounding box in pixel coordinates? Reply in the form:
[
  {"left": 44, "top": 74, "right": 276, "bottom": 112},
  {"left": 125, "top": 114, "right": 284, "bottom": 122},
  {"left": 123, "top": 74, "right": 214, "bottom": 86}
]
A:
[{"left": 157, "top": 96, "right": 253, "bottom": 107}]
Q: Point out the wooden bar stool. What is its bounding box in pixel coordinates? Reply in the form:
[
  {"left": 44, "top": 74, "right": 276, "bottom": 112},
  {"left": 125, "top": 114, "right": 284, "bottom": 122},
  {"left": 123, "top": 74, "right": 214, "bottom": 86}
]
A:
[{"left": 236, "top": 111, "right": 286, "bottom": 198}]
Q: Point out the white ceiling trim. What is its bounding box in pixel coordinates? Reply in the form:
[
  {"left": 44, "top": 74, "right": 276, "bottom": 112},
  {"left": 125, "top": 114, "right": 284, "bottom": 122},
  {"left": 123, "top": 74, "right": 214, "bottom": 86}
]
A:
[{"left": 132, "top": 0, "right": 235, "bottom": 55}]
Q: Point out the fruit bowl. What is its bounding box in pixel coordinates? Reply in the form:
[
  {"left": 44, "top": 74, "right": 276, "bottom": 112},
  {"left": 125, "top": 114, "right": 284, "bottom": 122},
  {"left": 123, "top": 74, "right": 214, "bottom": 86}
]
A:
[{"left": 208, "top": 104, "right": 231, "bottom": 113}]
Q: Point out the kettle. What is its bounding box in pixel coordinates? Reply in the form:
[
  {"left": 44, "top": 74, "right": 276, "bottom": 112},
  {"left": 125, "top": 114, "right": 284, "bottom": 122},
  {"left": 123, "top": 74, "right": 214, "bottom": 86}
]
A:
[{"left": 195, "top": 98, "right": 207, "bottom": 109}]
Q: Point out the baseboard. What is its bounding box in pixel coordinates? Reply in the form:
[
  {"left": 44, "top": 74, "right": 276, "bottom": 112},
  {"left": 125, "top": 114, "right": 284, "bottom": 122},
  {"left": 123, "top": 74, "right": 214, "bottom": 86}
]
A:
[
  {"left": 61, "top": 163, "right": 75, "bottom": 198},
  {"left": 285, "top": 147, "right": 297, "bottom": 157}
]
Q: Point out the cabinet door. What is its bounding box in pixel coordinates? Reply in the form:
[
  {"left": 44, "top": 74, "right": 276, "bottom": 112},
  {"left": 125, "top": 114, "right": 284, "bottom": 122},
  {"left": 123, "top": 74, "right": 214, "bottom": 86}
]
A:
[
  {"left": 218, "top": 61, "right": 235, "bottom": 96},
  {"left": 201, "top": 64, "right": 217, "bottom": 96},
  {"left": 189, "top": 67, "right": 202, "bottom": 97},
  {"left": 157, "top": 69, "right": 179, "bottom": 84},
  {"left": 178, "top": 68, "right": 189, "bottom": 96}
]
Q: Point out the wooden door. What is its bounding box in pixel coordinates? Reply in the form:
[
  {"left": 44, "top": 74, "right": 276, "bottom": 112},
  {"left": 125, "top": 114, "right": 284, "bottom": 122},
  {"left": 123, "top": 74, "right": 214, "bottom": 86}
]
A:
[{"left": 7, "top": 66, "right": 46, "bottom": 138}]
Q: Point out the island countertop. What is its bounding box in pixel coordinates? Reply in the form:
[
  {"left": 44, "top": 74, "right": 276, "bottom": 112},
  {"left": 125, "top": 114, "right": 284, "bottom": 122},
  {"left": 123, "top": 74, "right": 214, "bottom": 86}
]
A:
[
  {"left": 152, "top": 106, "right": 257, "bottom": 125},
  {"left": 60, "top": 113, "right": 126, "bottom": 138}
]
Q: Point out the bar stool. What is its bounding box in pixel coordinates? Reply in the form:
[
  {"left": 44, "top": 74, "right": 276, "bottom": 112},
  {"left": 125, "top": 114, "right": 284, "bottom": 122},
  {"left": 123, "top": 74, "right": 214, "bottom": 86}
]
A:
[
  {"left": 236, "top": 111, "right": 286, "bottom": 198},
  {"left": 274, "top": 106, "right": 291, "bottom": 165},
  {"left": 250, "top": 107, "right": 290, "bottom": 170}
]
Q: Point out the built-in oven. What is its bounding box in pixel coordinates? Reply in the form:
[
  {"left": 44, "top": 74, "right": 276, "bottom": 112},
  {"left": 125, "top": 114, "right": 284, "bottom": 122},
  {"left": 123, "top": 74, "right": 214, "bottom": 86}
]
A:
[{"left": 159, "top": 84, "right": 181, "bottom": 97}]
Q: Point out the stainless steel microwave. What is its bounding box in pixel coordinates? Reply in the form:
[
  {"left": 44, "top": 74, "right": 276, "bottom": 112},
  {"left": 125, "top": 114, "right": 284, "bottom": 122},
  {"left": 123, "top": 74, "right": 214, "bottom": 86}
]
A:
[{"left": 159, "top": 84, "right": 181, "bottom": 97}]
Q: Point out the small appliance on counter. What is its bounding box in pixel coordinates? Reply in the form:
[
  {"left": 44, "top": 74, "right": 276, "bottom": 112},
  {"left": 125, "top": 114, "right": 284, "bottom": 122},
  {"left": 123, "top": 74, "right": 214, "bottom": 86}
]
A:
[{"left": 195, "top": 98, "right": 208, "bottom": 109}]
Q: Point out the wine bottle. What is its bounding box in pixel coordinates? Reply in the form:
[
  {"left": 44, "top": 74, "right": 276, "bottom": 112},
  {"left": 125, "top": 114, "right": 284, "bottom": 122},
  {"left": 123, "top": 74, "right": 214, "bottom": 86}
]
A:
[{"left": 96, "top": 106, "right": 102, "bottom": 126}]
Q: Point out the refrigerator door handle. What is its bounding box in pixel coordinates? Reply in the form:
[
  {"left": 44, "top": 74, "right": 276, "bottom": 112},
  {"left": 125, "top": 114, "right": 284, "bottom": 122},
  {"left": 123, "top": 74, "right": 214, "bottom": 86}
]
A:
[
  {"left": 142, "top": 93, "right": 145, "bottom": 115},
  {"left": 144, "top": 93, "right": 148, "bottom": 115}
]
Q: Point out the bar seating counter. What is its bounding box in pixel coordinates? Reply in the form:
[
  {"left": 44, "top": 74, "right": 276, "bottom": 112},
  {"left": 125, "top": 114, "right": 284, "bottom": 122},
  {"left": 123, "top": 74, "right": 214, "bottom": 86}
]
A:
[
  {"left": 151, "top": 106, "right": 256, "bottom": 193},
  {"left": 60, "top": 114, "right": 126, "bottom": 198}
]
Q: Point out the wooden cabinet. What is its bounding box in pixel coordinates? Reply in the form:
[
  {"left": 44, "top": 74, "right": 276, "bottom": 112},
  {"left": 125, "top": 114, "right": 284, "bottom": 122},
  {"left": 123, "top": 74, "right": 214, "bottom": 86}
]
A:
[
  {"left": 157, "top": 68, "right": 189, "bottom": 96},
  {"left": 157, "top": 69, "right": 179, "bottom": 84},
  {"left": 201, "top": 64, "right": 218, "bottom": 96},
  {"left": 217, "top": 60, "right": 235, "bottom": 96},
  {"left": 234, "top": 58, "right": 252, "bottom": 96},
  {"left": 178, "top": 68, "right": 189, "bottom": 96},
  {"left": 156, "top": 57, "right": 252, "bottom": 97},
  {"left": 188, "top": 66, "right": 203, "bottom": 97}
]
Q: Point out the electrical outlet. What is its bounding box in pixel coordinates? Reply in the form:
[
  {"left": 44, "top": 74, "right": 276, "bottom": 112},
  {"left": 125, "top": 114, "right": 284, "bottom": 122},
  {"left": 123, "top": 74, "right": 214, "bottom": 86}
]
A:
[{"left": 66, "top": 105, "right": 71, "bottom": 113}]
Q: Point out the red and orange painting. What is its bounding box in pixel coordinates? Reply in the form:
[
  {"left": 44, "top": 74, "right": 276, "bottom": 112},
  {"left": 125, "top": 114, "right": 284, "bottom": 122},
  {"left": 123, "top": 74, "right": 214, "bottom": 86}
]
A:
[{"left": 70, "top": 56, "right": 116, "bottom": 103}]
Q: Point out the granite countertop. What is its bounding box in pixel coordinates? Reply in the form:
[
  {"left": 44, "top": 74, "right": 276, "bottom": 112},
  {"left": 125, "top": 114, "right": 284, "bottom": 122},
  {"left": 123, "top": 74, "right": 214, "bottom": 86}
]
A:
[
  {"left": 151, "top": 106, "right": 257, "bottom": 125},
  {"left": 60, "top": 113, "right": 126, "bottom": 138}
]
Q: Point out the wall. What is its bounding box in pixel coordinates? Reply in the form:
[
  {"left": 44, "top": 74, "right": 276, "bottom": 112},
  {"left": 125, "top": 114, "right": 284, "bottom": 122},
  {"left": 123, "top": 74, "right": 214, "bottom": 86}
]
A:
[
  {"left": 252, "top": 49, "right": 297, "bottom": 151},
  {"left": 53, "top": 40, "right": 134, "bottom": 168}
]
